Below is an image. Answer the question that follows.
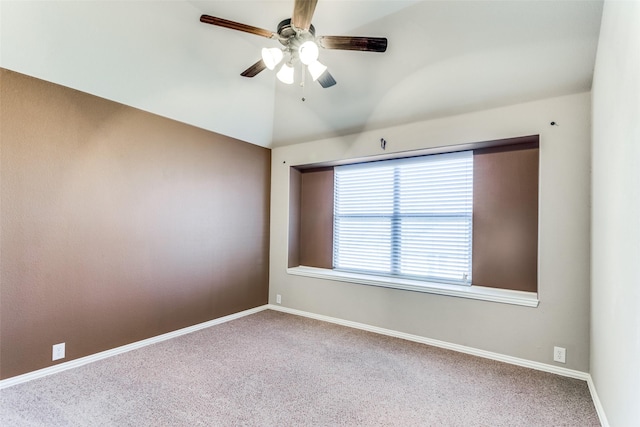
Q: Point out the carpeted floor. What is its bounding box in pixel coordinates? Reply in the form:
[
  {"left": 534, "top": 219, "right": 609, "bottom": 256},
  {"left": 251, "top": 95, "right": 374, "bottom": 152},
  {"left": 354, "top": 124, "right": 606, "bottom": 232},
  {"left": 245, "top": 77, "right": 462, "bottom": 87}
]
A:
[{"left": 1, "top": 310, "right": 599, "bottom": 426}]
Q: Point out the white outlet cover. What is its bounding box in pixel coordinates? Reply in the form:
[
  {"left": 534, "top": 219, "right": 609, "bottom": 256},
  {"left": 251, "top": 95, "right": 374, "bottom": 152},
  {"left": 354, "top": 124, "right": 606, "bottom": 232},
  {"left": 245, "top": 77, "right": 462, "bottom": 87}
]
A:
[
  {"left": 52, "top": 343, "right": 65, "bottom": 361},
  {"left": 553, "top": 346, "right": 566, "bottom": 363}
]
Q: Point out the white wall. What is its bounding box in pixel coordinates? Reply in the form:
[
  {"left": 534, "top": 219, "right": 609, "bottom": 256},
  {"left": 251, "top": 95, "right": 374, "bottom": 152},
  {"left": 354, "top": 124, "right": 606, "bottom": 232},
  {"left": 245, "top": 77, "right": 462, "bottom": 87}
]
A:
[
  {"left": 270, "top": 92, "right": 592, "bottom": 371},
  {"left": 591, "top": 0, "right": 640, "bottom": 425}
]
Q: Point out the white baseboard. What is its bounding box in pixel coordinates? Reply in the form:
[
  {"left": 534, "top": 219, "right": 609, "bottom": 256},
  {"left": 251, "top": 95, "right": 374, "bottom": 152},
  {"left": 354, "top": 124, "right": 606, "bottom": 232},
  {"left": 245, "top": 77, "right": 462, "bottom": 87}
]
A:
[
  {"left": 587, "top": 375, "right": 610, "bottom": 427},
  {"left": 0, "top": 305, "right": 269, "bottom": 390},
  {"left": 1, "top": 302, "right": 609, "bottom": 427},
  {"left": 267, "top": 304, "right": 589, "bottom": 380}
]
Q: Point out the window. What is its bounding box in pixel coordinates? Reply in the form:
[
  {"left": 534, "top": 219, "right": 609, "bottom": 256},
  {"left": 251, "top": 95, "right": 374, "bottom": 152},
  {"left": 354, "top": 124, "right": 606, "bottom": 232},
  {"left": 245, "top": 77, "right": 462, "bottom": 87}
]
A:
[
  {"left": 288, "top": 135, "right": 539, "bottom": 305},
  {"left": 333, "top": 151, "right": 473, "bottom": 285}
]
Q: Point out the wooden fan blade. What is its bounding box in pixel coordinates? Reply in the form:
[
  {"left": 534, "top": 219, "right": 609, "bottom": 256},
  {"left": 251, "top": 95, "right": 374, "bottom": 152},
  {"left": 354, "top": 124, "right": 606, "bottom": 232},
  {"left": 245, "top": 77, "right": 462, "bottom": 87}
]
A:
[
  {"left": 241, "top": 59, "right": 267, "bottom": 78},
  {"left": 292, "top": 0, "right": 318, "bottom": 31},
  {"left": 317, "top": 70, "right": 336, "bottom": 88},
  {"left": 200, "top": 15, "right": 276, "bottom": 39},
  {"left": 317, "top": 36, "right": 388, "bottom": 52}
]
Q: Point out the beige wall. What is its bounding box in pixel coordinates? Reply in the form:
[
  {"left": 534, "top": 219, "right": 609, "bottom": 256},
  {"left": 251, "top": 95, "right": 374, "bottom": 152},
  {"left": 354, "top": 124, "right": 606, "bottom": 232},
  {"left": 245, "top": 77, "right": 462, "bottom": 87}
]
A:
[
  {"left": 0, "top": 69, "right": 271, "bottom": 379},
  {"left": 270, "top": 92, "right": 591, "bottom": 371},
  {"left": 591, "top": 0, "right": 640, "bottom": 425}
]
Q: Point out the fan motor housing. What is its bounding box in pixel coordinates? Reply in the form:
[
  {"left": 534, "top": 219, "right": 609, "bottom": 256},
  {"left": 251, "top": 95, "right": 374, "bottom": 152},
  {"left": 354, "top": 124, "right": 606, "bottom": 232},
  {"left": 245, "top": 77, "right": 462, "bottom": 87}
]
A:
[{"left": 277, "top": 18, "right": 316, "bottom": 47}]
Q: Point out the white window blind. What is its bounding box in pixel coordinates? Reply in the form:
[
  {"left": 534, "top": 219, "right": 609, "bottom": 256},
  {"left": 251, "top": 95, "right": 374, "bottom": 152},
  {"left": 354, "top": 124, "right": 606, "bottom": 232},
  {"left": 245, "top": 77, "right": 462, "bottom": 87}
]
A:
[{"left": 333, "top": 150, "right": 473, "bottom": 285}]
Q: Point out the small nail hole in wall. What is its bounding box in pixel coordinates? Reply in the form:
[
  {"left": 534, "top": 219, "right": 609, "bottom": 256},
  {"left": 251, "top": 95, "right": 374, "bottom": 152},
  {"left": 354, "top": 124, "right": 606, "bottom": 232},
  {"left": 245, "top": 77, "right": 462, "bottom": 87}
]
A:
[{"left": 380, "top": 138, "right": 387, "bottom": 150}]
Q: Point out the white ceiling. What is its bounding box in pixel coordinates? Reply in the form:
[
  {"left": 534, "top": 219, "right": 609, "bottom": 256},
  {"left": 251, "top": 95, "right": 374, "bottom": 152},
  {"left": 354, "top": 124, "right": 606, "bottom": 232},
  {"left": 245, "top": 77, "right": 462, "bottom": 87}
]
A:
[{"left": 0, "top": 0, "right": 603, "bottom": 148}]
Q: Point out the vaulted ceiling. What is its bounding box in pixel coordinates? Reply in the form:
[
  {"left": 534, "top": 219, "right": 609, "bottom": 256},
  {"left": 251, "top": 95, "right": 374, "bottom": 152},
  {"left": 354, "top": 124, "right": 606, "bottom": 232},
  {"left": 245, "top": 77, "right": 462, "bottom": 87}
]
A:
[{"left": 0, "top": 1, "right": 603, "bottom": 148}]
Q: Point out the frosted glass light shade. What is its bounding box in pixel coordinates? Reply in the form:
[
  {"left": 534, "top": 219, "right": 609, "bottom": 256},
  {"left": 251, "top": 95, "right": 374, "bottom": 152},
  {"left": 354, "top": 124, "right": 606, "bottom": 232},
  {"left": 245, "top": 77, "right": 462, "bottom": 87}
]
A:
[
  {"left": 261, "top": 48, "right": 283, "bottom": 70},
  {"left": 276, "top": 63, "right": 295, "bottom": 84},
  {"left": 298, "top": 41, "right": 319, "bottom": 65},
  {"left": 307, "top": 60, "right": 327, "bottom": 81}
]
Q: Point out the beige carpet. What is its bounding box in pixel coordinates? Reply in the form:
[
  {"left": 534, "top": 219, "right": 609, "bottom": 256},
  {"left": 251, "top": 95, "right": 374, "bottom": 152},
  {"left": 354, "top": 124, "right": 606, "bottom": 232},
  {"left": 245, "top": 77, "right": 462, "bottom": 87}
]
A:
[{"left": 1, "top": 310, "right": 599, "bottom": 426}]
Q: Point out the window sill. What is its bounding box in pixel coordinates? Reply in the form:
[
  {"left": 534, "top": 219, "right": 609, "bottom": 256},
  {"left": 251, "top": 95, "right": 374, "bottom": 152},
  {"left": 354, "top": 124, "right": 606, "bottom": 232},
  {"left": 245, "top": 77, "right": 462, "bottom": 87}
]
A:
[{"left": 286, "top": 266, "right": 539, "bottom": 307}]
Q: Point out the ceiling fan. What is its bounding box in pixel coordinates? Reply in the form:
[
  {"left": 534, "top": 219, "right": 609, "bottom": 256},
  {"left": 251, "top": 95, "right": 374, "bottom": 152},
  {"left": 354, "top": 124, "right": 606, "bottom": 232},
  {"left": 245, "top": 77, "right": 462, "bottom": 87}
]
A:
[{"left": 200, "top": 0, "right": 388, "bottom": 89}]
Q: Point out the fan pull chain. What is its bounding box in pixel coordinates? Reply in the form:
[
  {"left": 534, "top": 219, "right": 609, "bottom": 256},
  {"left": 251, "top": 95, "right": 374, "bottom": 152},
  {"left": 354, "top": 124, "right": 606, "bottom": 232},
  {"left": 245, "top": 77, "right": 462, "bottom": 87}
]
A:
[{"left": 300, "top": 65, "right": 306, "bottom": 102}]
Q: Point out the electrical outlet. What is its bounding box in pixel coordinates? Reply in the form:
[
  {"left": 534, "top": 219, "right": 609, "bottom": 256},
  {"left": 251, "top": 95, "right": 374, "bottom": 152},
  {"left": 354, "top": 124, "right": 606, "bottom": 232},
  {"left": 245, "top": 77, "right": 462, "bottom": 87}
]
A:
[
  {"left": 276, "top": 294, "right": 282, "bottom": 304},
  {"left": 553, "top": 346, "right": 566, "bottom": 363},
  {"left": 52, "top": 343, "right": 65, "bottom": 361}
]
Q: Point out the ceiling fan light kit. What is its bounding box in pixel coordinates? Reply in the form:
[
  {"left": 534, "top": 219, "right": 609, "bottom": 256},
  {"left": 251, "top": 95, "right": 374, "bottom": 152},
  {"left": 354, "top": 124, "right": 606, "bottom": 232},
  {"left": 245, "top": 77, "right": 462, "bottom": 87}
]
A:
[
  {"left": 276, "top": 62, "right": 295, "bottom": 85},
  {"left": 200, "top": 0, "right": 387, "bottom": 90},
  {"left": 298, "top": 40, "right": 319, "bottom": 65},
  {"left": 261, "top": 48, "right": 284, "bottom": 70},
  {"left": 307, "top": 60, "right": 327, "bottom": 81}
]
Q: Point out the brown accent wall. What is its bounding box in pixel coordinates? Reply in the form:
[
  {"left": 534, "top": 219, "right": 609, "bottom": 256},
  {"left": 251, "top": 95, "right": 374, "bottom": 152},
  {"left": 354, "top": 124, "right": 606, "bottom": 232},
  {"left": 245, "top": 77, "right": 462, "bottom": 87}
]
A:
[
  {"left": 472, "top": 143, "right": 539, "bottom": 291},
  {"left": 288, "top": 168, "right": 301, "bottom": 268},
  {"left": 0, "top": 69, "right": 271, "bottom": 379},
  {"left": 287, "top": 167, "right": 334, "bottom": 269},
  {"left": 299, "top": 168, "right": 334, "bottom": 268}
]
